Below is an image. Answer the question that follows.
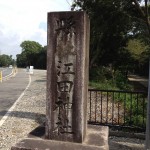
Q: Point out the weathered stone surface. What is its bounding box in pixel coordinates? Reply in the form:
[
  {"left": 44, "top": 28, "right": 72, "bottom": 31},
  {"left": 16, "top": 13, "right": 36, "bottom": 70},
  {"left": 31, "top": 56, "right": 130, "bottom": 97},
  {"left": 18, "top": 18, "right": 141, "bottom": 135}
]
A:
[
  {"left": 46, "top": 11, "right": 90, "bottom": 143},
  {"left": 11, "top": 140, "right": 107, "bottom": 150},
  {"left": 11, "top": 125, "right": 109, "bottom": 150}
]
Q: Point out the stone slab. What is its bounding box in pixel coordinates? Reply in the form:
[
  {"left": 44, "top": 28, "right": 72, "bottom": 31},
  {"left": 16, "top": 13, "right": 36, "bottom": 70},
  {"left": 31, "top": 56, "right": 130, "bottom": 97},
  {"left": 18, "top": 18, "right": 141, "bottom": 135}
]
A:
[
  {"left": 46, "top": 11, "right": 90, "bottom": 143},
  {"left": 11, "top": 125, "right": 109, "bottom": 150},
  {"left": 11, "top": 139, "right": 108, "bottom": 150}
]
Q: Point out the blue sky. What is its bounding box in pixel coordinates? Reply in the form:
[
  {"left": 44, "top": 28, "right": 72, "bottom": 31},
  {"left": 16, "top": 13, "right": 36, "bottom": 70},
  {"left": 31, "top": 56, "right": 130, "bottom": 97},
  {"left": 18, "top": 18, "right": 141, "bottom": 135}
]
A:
[{"left": 0, "top": 0, "right": 72, "bottom": 58}]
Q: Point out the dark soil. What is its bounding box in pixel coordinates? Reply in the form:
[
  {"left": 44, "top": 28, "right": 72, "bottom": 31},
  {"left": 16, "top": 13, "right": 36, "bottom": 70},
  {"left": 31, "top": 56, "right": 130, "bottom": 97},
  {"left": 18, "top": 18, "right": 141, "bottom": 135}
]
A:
[{"left": 129, "top": 81, "right": 148, "bottom": 92}]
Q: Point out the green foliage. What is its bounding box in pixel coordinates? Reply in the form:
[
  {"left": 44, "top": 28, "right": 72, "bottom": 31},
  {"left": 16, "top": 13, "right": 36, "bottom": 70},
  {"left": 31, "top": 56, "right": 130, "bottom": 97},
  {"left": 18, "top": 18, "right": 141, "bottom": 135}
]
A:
[
  {"left": 16, "top": 52, "right": 27, "bottom": 68},
  {"left": 89, "top": 80, "right": 118, "bottom": 90},
  {"left": 124, "top": 94, "right": 147, "bottom": 128},
  {"left": 20, "top": 41, "right": 42, "bottom": 53},
  {"left": 126, "top": 38, "right": 150, "bottom": 75},
  {"left": 19, "top": 41, "right": 42, "bottom": 66},
  {"left": 89, "top": 67, "right": 112, "bottom": 81},
  {"left": 75, "top": 0, "right": 149, "bottom": 129},
  {"left": 89, "top": 67, "right": 133, "bottom": 90},
  {"left": 16, "top": 41, "right": 46, "bottom": 69},
  {"left": 73, "top": 0, "right": 133, "bottom": 69},
  {"left": 35, "top": 46, "right": 47, "bottom": 69},
  {"left": 109, "top": 91, "right": 147, "bottom": 128},
  {"left": 73, "top": 0, "right": 150, "bottom": 76},
  {"left": 89, "top": 67, "right": 114, "bottom": 90},
  {"left": 127, "top": 39, "right": 148, "bottom": 59},
  {"left": 0, "top": 54, "right": 14, "bottom": 67},
  {"left": 114, "top": 70, "right": 133, "bottom": 90}
]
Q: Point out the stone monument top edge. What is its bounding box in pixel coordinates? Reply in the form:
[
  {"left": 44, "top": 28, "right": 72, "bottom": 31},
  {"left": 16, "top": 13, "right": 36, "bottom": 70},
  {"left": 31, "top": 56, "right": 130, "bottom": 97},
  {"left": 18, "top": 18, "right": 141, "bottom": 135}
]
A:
[{"left": 47, "top": 11, "right": 86, "bottom": 15}]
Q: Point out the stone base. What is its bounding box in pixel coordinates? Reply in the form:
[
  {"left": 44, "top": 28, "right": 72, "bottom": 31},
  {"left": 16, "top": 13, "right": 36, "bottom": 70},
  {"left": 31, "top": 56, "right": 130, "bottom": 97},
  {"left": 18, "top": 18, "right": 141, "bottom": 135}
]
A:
[{"left": 11, "top": 125, "right": 109, "bottom": 150}]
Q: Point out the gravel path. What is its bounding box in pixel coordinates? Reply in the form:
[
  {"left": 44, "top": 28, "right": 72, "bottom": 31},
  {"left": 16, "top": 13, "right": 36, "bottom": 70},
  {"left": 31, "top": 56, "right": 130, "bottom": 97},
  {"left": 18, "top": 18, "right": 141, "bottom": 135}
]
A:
[
  {"left": 0, "top": 69, "right": 145, "bottom": 150},
  {"left": 109, "top": 136, "right": 145, "bottom": 150},
  {"left": 0, "top": 70, "right": 46, "bottom": 150}
]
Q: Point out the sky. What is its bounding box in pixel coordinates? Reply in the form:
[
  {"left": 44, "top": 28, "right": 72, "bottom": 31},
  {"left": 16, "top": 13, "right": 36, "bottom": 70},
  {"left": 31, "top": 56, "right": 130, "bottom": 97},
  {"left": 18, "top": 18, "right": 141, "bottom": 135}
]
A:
[{"left": 0, "top": 0, "right": 72, "bottom": 59}]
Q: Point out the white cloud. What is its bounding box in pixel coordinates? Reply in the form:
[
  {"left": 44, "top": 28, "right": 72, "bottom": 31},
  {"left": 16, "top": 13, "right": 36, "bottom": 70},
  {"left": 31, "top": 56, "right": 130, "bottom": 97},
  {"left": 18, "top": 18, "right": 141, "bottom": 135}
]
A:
[{"left": 0, "top": 0, "right": 73, "bottom": 58}]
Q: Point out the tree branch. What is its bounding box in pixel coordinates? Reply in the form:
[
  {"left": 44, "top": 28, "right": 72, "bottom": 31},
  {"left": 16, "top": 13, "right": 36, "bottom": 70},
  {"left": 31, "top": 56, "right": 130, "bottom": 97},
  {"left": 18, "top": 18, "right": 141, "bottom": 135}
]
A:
[
  {"left": 144, "top": 0, "right": 150, "bottom": 34},
  {"left": 132, "top": 0, "right": 146, "bottom": 18},
  {"left": 132, "top": 0, "right": 150, "bottom": 34}
]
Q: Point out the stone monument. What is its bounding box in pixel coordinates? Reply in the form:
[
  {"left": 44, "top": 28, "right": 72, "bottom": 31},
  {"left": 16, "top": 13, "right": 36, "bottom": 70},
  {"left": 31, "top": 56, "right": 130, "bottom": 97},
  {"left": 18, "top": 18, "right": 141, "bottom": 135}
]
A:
[
  {"left": 11, "top": 11, "right": 109, "bottom": 150},
  {"left": 46, "top": 11, "right": 89, "bottom": 143}
]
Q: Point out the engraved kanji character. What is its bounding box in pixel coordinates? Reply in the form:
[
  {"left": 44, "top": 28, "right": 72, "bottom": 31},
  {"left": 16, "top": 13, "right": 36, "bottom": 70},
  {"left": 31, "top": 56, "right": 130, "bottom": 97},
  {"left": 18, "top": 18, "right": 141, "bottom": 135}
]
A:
[
  {"left": 55, "top": 107, "right": 71, "bottom": 134},
  {"left": 57, "top": 81, "right": 73, "bottom": 92},
  {"left": 64, "top": 103, "right": 73, "bottom": 109},
  {"left": 55, "top": 16, "right": 75, "bottom": 35},
  {"left": 62, "top": 63, "right": 75, "bottom": 75}
]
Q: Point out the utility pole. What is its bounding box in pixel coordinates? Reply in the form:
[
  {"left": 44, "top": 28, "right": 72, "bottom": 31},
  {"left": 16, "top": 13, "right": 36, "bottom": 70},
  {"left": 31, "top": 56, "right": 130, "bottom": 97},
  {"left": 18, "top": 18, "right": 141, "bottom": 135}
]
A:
[{"left": 145, "top": 60, "right": 150, "bottom": 150}]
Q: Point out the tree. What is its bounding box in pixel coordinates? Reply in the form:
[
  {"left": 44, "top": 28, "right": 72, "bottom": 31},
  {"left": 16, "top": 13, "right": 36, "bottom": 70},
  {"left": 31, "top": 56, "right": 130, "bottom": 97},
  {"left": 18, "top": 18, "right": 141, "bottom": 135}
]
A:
[
  {"left": 20, "top": 40, "right": 42, "bottom": 66},
  {"left": 125, "top": 38, "right": 149, "bottom": 74},
  {"left": 0, "top": 54, "right": 14, "bottom": 67},
  {"left": 72, "top": 0, "right": 133, "bottom": 70},
  {"left": 72, "top": 0, "right": 150, "bottom": 33},
  {"left": 132, "top": 0, "right": 150, "bottom": 34},
  {"left": 72, "top": 0, "right": 150, "bottom": 75},
  {"left": 16, "top": 40, "right": 47, "bottom": 69},
  {"left": 35, "top": 46, "right": 47, "bottom": 69},
  {"left": 16, "top": 52, "right": 27, "bottom": 67}
]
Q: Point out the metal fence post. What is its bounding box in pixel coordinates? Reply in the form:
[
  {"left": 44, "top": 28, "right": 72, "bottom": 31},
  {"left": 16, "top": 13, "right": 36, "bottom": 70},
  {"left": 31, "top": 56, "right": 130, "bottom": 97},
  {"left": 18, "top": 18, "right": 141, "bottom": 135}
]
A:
[{"left": 145, "top": 60, "right": 150, "bottom": 150}]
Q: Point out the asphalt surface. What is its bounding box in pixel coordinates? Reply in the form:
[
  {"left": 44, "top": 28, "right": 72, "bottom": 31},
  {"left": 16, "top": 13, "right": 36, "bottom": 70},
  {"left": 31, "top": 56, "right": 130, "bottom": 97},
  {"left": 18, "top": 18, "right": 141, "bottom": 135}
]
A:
[
  {"left": 0, "top": 69, "right": 29, "bottom": 120},
  {"left": 2, "top": 68, "right": 13, "bottom": 77},
  {"left": 0, "top": 67, "right": 4, "bottom": 71}
]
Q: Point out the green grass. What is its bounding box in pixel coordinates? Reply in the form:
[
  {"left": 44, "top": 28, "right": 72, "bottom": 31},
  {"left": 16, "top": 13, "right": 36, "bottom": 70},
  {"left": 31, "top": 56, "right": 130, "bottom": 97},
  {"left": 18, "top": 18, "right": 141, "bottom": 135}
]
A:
[
  {"left": 89, "top": 79, "right": 147, "bottom": 129},
  {"left": 89, "top": 80, "right": 119, "bottom": 90}
]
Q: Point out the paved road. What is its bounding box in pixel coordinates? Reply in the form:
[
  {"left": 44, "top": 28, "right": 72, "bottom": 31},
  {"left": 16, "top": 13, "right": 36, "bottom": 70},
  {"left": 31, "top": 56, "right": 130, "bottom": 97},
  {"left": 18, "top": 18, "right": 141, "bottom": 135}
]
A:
[
  {"left": 0, "top": 67, "right": 13, "bottom": 77},
  {"left": 0, "top": 69, "right": 29, "bottom": 120},
  {"left": 2, "top": 68, "right": 13, "bottom": 77}
]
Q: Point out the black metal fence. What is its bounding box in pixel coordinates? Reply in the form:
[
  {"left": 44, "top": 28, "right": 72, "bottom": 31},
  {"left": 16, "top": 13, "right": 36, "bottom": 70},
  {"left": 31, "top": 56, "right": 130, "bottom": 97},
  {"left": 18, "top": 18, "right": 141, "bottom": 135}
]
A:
[{"left": 88, "top": 89, "right": 147, "bottom": 132}]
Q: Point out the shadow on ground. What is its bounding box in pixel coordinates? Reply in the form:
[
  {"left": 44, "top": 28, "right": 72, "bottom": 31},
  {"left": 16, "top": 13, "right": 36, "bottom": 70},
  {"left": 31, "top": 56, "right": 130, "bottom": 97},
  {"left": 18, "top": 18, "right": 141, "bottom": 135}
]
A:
[{"left": 0, "top": 110, "right": 46, "bottom": 125}]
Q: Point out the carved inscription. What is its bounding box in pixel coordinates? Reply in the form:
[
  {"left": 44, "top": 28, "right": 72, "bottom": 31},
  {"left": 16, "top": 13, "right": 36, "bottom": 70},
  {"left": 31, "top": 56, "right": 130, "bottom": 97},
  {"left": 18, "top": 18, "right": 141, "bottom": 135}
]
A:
[
  {"left": 55, "top": 16, "right": 75, "bottom": 35},
  {"left": 53, "top": 16, "right": 76, "bottom": 135}
]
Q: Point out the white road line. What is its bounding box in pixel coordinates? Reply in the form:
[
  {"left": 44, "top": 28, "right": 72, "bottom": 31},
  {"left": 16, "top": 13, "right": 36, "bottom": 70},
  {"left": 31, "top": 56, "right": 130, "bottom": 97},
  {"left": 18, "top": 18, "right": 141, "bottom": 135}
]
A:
[
  {"left": 2, "top": 72, "right": 13, "bottom": 81},
  {"left": 0, "top": 74, "right": 31, "bottom": 127}
]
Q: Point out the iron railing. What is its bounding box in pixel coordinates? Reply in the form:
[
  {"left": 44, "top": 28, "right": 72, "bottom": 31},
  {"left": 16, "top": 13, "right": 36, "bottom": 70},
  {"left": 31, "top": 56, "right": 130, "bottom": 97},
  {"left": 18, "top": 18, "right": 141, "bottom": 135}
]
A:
[{"left": 88, "top": 89, "right": 147, "bottom": 132}]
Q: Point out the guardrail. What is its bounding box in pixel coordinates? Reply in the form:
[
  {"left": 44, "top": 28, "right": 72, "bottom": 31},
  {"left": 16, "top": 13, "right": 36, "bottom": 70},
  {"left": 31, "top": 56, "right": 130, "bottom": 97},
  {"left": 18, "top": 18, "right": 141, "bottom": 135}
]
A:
[{"left": 88, "top": 89, "right": 147, "bottom": 132}]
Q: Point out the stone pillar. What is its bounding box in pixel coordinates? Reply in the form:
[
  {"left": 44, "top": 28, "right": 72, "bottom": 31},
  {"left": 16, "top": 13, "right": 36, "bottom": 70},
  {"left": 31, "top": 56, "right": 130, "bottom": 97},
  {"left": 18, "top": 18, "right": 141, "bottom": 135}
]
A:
[{"left": 46, "top": 11, "right": 90, "bottom": 143}]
